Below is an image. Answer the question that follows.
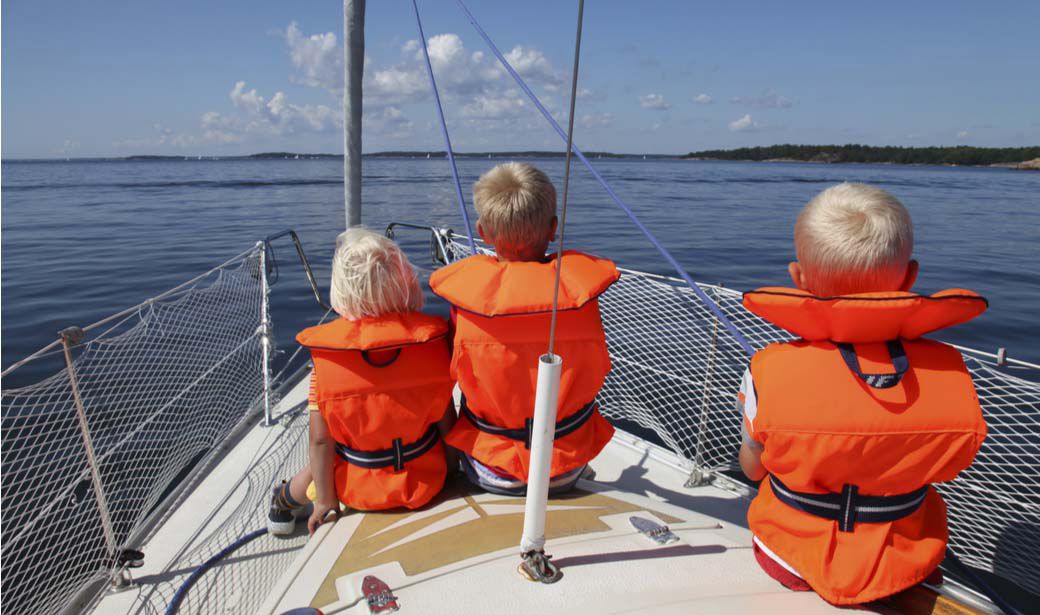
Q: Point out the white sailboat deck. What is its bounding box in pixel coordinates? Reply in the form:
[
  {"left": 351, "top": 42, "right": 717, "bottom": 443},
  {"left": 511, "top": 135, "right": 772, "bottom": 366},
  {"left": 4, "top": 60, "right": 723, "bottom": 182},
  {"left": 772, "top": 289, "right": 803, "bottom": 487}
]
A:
[
  {"left": 95, "top": 377, "right": 862, "bottom": 615},
  {"left": 5, "top": 237, "right": 1031, "bottom": 614}
]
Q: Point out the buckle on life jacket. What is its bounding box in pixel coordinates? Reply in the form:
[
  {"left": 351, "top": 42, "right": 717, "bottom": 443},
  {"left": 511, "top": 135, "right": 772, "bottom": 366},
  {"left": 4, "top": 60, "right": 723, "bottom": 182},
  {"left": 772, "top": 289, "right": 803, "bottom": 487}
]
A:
[
  {"left": 460, "top": 397, "right": 597, "bottom": 450},
  {"left": 836, "top": 339, "right": 909, "bottom": 389},
  {"left": 769, "top": 475, "right": 929, "bottom": 532},
  {"left": 335, "top": 425, "right": 439, "bottom": 472}
]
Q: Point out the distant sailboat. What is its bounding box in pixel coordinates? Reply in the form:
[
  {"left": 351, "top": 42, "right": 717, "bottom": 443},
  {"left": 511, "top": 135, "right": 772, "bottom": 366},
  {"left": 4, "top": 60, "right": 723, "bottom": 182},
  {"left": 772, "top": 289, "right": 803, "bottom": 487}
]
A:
[{"left": 427, "top": 153, "right": 431, "bottom": 159}]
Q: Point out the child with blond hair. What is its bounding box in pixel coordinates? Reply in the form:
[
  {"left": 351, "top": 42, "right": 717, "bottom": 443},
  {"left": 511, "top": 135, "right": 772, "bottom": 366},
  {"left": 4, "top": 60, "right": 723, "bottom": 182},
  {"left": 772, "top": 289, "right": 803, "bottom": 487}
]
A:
[
  {"left": 430, "top": 162, "right": 619, "bottom": 495},
  {"left": 739, "top": 183, "right": 987, "bottom": 604},
  {"left": 268, "top": 228, "right": 455, "bottom": 535}
]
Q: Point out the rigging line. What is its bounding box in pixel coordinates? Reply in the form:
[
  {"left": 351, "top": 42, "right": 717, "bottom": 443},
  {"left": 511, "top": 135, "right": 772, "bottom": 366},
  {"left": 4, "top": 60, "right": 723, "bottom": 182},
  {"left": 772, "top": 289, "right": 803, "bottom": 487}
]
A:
[
  {"left": 547, "top": 0, "right": 585, "bottom": 358},
  {"left": 411, "top": 0, "right": 476, "bottom": 254},
  {"left": 455, "top": 0, "right": 754, "bottom": 356}
]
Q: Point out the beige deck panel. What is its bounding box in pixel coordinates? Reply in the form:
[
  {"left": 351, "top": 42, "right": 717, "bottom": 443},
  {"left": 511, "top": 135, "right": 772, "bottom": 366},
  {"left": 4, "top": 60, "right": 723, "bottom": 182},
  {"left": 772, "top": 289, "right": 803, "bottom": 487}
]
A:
[{"left": 258, "top": 379, "right": 853, "bottom": 615}]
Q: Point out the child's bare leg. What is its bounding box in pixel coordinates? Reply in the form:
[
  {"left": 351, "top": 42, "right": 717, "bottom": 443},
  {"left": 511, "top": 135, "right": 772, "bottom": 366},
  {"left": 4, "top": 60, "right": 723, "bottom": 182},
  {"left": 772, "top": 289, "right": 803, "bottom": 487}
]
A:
[
  {"left": 269, "top": 466, "right": 313, "bottom": 536},
  {"left": 288, "top": 465, "right": 313, "bottom": 505}
]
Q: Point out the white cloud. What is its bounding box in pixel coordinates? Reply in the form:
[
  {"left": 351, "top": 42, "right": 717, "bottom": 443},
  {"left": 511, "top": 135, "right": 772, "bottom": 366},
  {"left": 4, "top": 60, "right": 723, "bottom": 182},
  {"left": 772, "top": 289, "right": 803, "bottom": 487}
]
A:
[
  {"left": 124, "top": 24, "right": 566, "bottom": 149},
  {"left": 57, "top": 138, "right": 80, "bottom": 154},
  {"left": 365, "top": 34, "right": 561, "bottom": 110},
  {"left": 728, "top": 114, "right": 760, "bottom": 131},
  {"left": 285, "top": 22, "right": 342, "bottom": 90},
  {"left": 639, "top": 93, "right": 670, "bottom": 110},
  {"left": 207, "top": 81, "right": 342, "bottom": 138},
  {"left": 363, "top": 106, "right": 414, "bottom": 139},
  {"left": 462, "top": 92, "right": 526, "bottom": 119},
  {"left": 576, "top": 87, "right": 604, "bottom": 102},
  {"left": 580, "top": 112, "right": 614, "bottom": 129},
  {"left": 693, "top": 93, "right": 713, "bottom": 105},
  {"left": 499, "top": 45, "right": 563, "bottom": 88},
  {"left": 730, "top": 88, "right": 793, "bottom": 109},
  {"left": 957, "top": 130, "right": 970, "bottom": 141}
]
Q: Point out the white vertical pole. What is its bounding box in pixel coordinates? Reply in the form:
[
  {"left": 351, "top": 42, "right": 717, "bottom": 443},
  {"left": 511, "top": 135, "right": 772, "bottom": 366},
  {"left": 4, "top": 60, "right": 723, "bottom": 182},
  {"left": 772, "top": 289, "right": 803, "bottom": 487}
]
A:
[
  {"left": 520, "top": 354, "right": 563, "bottom": 554},
  {"left": 258, "top": 242, "right": 273, "bottom": 426},
  {"left": 343, "top": 0, "right": 365, "bottom": 228}
]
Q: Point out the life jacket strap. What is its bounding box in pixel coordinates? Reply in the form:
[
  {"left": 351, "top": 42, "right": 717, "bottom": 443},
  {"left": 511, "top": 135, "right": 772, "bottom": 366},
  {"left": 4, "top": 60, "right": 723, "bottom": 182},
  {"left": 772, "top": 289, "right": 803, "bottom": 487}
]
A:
[
  {"left": 769, "top": 475, "right": 929, "bottom": 532},
  {"left": 335, "top": 425, "right": 439, "bottom": 472},
  {"left": 836, "top": 339, "right": 909, "bottom": 389},
  {"left": 460, "top": 397, "right": 597, "bottom": 450}
]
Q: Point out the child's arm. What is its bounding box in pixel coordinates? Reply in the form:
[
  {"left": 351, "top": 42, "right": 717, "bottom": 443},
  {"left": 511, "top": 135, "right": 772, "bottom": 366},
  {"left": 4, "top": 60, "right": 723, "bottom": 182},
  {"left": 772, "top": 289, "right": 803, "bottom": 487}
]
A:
[
  {"left": 307, "top": 390, "right": 339, "bottom": 534},
  {"left": 737, "top": 368, "right": 767, "bottom": 482},
  {"left": 739, "top": 439, "right": 766, "bottom": 482}
]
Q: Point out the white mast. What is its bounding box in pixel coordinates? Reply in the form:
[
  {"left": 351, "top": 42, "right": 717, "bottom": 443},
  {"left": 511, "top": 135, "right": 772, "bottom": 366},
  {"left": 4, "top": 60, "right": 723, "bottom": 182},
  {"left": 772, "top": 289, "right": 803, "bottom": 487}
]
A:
[{"left": 344, "top": 0, "right": 365, "bottom": 228}]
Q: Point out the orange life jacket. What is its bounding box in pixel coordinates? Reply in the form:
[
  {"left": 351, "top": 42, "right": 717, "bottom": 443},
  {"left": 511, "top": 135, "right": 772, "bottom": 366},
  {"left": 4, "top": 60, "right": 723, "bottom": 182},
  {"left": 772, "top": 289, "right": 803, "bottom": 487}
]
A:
[
  {"left": 429, "top": 251, "right": 620, "bottom": 481},
  {"left": 742, "top": 287, "right": 989, "bottom": 605},
  {"left": 296, "top": 312, "right": 453, "bottom": 511}
]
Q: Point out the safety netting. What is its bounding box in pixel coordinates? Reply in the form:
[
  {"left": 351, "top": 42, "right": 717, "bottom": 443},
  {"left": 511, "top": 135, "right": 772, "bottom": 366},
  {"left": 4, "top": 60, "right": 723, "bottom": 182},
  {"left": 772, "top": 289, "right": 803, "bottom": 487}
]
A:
[
  {"left": 1, "top": 246, "right": 271, "bottom": 615},
  {"left": 445, "top": 236, "right": 1040, "bottom": 596},
  {"left": 129, "top": 406, "right": 311, "bottom": 615}
]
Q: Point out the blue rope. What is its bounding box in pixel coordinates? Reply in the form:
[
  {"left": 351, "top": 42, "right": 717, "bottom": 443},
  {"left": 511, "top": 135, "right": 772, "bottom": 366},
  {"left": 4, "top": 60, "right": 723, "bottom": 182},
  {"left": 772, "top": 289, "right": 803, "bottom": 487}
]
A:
[
  {"left": 455, "top": 0, "right": 754, "bottom": 357},
  {"left": 164, "top": 528, "right": 268, "bottom": 615},
  {"left": 411, "top": 0, "right": 477, "bottom": 255}
]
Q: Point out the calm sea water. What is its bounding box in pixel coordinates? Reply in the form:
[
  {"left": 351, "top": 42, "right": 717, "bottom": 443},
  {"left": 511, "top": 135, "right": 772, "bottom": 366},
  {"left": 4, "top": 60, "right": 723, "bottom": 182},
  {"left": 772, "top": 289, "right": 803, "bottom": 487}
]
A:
[{"left": 2, "top": 158, "right": 1038, "bottom": 387}]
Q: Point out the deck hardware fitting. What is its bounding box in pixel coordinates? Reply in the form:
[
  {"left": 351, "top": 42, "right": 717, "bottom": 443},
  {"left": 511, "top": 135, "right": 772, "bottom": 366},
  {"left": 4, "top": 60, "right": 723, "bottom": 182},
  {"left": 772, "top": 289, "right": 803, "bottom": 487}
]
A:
[
  {"left": 684, "top": 467, "right": 714, "bottom": 488},
  {"left": 630, "top": 516, "right": 681, "bottom": 545},
  {"left": 518, "top": 549, "right": 563, "bottom": 584},
  {"left": 362, "top": 575, "right": 399, "bottom": 613}
]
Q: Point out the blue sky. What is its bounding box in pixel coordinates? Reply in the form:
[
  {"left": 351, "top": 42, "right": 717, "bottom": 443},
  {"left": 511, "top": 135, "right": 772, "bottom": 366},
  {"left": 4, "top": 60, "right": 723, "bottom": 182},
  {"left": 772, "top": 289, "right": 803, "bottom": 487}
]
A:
[{"left": 3, "top": 0, "right": 1038, "bottom": 158}]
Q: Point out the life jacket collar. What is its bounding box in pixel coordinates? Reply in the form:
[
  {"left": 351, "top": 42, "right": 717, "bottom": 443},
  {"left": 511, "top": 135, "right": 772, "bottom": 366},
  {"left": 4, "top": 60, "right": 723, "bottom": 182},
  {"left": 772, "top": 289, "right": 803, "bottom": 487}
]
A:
[
  {"left": 296, "top": 311, "right": 448, "bottom": 351},
  {"left": 742, "top": 287, "right": 987, "bottom": 343},
  {"left": 429, "top": 251, "right": 620, "bottom": 316}
]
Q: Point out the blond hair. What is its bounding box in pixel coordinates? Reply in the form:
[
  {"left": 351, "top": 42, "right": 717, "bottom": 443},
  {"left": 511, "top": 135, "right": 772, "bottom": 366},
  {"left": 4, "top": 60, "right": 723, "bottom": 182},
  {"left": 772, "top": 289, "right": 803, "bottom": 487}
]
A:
[
  {"left": 329, "top": 228, "right": 423, "bottom": 320},
  {"left": 795, "top": 183, "right": 913, "bottom": 296},
  {"left": 473, "top": 162, "right": 556, "bottom": 250}
]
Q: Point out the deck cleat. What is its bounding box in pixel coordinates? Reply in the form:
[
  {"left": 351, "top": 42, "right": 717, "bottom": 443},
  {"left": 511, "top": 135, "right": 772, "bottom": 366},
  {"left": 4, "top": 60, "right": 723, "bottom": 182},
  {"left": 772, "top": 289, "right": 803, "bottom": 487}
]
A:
[
  {"left": 518, "top": 549, "right": 563, "bottom": 584},
  {"left": 630, "top": 516, "right": 680, "bottom": 545},
  {"left": 362, "top": 575, "right": 399, "bottom": 613}
]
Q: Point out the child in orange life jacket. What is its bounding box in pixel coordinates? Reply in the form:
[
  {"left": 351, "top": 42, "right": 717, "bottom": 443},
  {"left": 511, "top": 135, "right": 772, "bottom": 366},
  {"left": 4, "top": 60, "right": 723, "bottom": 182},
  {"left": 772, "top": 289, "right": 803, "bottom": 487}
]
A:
[
  {"left": 429, "top": 162, "right": 619, "bottom": 496},
  {"left": 738, "top": 183, "right": 988, "bottom": 605},
  {"left": 267, "top": 229, "right": 456, "bottom": 536}
]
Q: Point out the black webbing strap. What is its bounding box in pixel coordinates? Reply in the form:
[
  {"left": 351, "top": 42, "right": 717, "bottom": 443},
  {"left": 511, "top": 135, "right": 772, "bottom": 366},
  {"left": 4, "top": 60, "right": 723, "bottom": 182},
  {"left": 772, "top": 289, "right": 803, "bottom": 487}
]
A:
[
  {"left": 335, "top": 424, "right": 439, "bottom": 472},
  {"left": 836, "top": 340, "right": 909, "bottom": 389},
  {"left": 460, "top": 397, "right": 597, "bottom": 450},
  {"left": 769, "top": 475, "right": 930, "bottom": 532}
]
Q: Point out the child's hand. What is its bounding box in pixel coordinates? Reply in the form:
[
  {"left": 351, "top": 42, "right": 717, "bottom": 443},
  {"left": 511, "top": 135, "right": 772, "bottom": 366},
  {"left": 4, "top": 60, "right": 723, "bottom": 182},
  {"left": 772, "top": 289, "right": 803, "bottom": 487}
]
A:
[{"left": 307, "top": 500, "right": 340, "bottom": 535}]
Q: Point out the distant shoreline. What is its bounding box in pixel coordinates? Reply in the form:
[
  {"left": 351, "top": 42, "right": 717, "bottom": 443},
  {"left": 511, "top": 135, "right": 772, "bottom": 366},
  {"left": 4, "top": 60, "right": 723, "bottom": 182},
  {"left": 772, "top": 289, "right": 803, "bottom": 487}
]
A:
[
  {"left": 5, "top": 145, "right": 1039, "bottom": 169},
  {"left": 683, "top": 145, "right": 1040, "bottom": 169}
]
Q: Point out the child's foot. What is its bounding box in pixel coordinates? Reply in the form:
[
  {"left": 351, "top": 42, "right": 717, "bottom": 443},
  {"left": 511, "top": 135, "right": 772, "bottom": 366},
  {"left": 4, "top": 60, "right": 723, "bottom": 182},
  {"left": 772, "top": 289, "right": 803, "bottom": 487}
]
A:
[
  {"left": 268, "top": 481, "right": 305, "bottom": 536},
  {"left": 267, "top": 505, "right": 296, "bottom": 536}
]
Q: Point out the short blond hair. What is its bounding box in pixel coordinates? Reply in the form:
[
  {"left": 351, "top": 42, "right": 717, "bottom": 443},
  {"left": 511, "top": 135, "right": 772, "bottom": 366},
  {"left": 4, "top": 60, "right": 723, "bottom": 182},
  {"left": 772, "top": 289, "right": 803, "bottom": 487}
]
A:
[
  {"left": 795, "top": 183, "right": 913, "bottom": 296},
  {"left": 473, "top": 162, "right": 556, "bottom": 250},
  {"left": 329, "top": 228, "right": 423, "bottom": 320}
]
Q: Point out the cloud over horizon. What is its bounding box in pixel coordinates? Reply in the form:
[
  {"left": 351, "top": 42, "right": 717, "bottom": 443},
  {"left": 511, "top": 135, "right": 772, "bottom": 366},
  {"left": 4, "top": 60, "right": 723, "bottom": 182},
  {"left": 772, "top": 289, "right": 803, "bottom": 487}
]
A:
[
  {"left": 115, "top": 23, "right": 579, "bottom": 151},
  {"left": 730, "top": 89, "right": 793, "bottom": 109},
  {"left": 639, "top": 93, "right": 670, "bottom": 110},
  {"left": 728, "top": 114, "right": 760, "bottom": 132}
]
